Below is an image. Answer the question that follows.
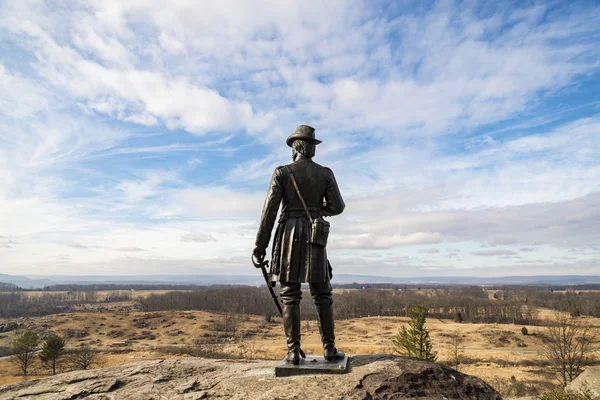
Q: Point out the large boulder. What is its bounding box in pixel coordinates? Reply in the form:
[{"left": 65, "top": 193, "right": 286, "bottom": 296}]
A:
[
  {"left": 0, "top": 354, "right": 502, "bottom": 399},
  {"left": 566, "top": 366, "right": 600, "bottom": 399}
]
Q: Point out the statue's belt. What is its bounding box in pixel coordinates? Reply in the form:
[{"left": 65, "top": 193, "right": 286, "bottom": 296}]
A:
[{"left": 279, "top": 210, "right": 321, "bottom": 221}]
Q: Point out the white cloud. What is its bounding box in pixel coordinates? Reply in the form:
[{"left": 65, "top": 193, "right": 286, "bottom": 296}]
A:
[
  {"left": 473, "top": 249, "right": 518, "bottom": 257},
  {"left": 117, "top": 246, "right": 146, "bottom": 252},
  {"left": 0, "top": 65, "right": 52, "bottom": 118},
  {"left": 116, "top": 171, "right": 176, "bottom": 204},
  {"left": 1, "top": 0, "right": 599, "bottom": 276},
  {"left": 0, "top": 3, "right": 275, "bottom": 136},
  {"left": 331, "top": 232, "right": 444, "bottom": 249},
  {"left": 7, "top": 0, "right": 597, "bottom": 142},
  {"left": 158, "top": 33, "right": 185, "bottom": 54},
  {"left": 171, "top": 187, "right": 264, "bottom": 219},
  {"left": 181, "top": 233, "right": 217, "bottom": 243},
  {"left": 420, "top": 248, "right": 440, "bottom": 254}
]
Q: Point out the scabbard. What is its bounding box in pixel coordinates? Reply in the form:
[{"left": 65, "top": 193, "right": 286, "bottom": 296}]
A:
[
  {"left": 261, "top": 264, "right": 283, "bottom": 316},
  {"left": 252, "top": 256, "right": 283, "bottom": 316}
]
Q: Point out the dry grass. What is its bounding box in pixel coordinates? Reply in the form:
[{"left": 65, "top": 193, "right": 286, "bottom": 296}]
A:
[{"left": 1, "top": 291, "right": 599, "bottom": 394}]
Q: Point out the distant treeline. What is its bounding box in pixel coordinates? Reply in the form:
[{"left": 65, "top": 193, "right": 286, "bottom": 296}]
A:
[
  {"left": 336, "top": 283, "right": 600, "bottom": 291},
  {"left": 138, "top": 286, "right": 277, "bottom": 316},
  {"left": 334, "top": 283, "right": 470, "bottom": 290},
  {"left": 485, "top": 284, "right": 600, "bottom": 291},
  {"left": 0, "top": 290, "right": 131, "bottom": 318},
  {"left": 138, "top": 285, "right": 600, "bottom": 323},
  {"left": 0, "top": 293, "right": 65, "bottom": 318},
  {"left": 492, "top": 288, "right": 600, "bottom": 317},
  {"left": 4, "top": 283, "right": 600, "bottom": 322},
  {"left": 12, "top": 281, "right": 600, "bottom": 292},
  {"left": 40, "top": 283, "right": 219, "bottom": 291},
  {"left": 138, "top": 286, "right": 540, "bottom": 324}
]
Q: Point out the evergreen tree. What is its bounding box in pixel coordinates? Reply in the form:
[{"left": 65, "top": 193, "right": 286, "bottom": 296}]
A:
[
  {"left": 39, "top": 335, "right": 66, "bottom": 375},
  {"left": 10, "top": 330, "right": 40, "bottom": 378},
  {"left": 392, "top": 304, "right": 437, "bottom": 361}
]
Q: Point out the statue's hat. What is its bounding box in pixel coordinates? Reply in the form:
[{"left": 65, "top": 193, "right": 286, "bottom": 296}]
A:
[{"left": 286, "top": 125, "right": 322, "bottom": 147}]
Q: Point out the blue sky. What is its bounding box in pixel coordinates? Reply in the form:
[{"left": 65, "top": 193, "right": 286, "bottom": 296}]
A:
[{"left": 0, "top": 0, "right": 599, "bottom": 277}]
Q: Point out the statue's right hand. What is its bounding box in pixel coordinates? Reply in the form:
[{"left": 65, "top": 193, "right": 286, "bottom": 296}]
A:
[{"left": 252, "top": 247, "right": 266, "bottom": 267}]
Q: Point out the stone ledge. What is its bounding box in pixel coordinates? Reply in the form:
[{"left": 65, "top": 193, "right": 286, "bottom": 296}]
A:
[{"left": 0, "top": 355, "right": 502, "bottom": 400}]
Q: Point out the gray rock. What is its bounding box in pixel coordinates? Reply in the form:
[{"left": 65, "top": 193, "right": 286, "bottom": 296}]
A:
[
  {"left": 0, "top": 354, "right": 502, "bottom": 399},
  {"left": 0, "top": 322, "right": 19, "bottom": 333},
  {"left": 566, "top": 366, "right": 600, "bottom": 399}
]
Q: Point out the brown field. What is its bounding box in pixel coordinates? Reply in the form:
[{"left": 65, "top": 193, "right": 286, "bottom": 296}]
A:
[{"left": 1, "top": 291, "right": 599, "bottom": 395}]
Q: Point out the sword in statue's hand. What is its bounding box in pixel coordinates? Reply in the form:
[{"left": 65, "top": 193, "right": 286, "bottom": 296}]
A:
[{"left": 252, "top": 253, "right": 283, "bottom": 316}]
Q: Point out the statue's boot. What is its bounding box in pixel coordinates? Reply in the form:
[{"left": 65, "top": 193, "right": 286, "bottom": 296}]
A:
[
  {"left": 316, "top": 302, "right": 345, "bottom": 361},
  {"left": 283, "top": 304, "right": 301, "bottom": 365}
]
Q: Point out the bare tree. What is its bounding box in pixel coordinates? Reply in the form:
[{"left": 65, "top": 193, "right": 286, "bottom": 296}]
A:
[
  {"left": 67, "top": 345, "right": 102, "bottom": 370},
  {"left": 10, "top": 330, "right": 40, "bottom": 378},
  {"left": 541, "top": 312, "right": 596, "bottom": 386}
]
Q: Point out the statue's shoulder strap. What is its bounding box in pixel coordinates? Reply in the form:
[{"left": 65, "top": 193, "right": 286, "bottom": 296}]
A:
[{"left": 284, "top": 166, "right": 313, "bottom": 224}]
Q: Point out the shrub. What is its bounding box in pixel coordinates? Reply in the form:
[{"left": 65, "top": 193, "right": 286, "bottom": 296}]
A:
[
  {"left": 521, "top": 327, "right": 528, "bottom": 336},
  {"left": 488, "top": 377, "right": 537, "bottom": 398},
  {"left": 67, "top": 345, "right": 102, "bottom": 370},
  {"left": 538, "top": 388, "right": 594, "bottom": 400},
  {"left": 454, "top": 311, "right": 464, "bottom": 323},
  {"left": 0, "top": 346, "right": 15, "bottom": 357}
]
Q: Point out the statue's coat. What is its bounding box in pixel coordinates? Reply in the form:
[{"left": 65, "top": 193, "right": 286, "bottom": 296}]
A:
[{"left": 255, "top": 157, "right": 345, "bottom": 283}]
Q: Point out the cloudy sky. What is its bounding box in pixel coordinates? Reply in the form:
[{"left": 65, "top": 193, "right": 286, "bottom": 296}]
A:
[{"left": 1, "top": 0, "right": 599, "bottom": 278}]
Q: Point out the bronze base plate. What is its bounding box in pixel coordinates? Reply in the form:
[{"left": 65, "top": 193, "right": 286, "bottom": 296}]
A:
[{"left": 275, "top": 355, "right": 350, "bottom": 377}]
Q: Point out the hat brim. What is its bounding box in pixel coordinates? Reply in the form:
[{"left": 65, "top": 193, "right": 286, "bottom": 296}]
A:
[{"left": 286, "top": 133, "right": 322, "bottom": 147}]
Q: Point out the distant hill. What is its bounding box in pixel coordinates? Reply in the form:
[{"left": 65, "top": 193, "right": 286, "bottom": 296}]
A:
[
  {"left": 0, "top": 281, "right": 20, "bottom": 291},
  {"left": 1, "top": 273, "right": 600, "bottom": 289},
  {"left": 0, "top": 274, "right": 56, "bottom": 289}
]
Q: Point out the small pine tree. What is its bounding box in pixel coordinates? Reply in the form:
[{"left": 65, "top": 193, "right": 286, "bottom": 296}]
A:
[
  {"left": 39, "top": 335, "right": 66, "bottom": 375},
  {"left": 10, "top": 330, "right": 40, "bottom": 378},
  {"left": 454, "top": 311, "right": 464, "bottom": 323},
  {"left": 392, "top": 305, "right": 437, "bottom": 361}
]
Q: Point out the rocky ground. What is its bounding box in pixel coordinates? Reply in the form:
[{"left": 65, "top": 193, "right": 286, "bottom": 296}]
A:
[
  {"left": 0, "top": 354, "right": 502, "bottom": 400},
  {"left": 566, "top": 366, "right": 600, "bottom": 398}
]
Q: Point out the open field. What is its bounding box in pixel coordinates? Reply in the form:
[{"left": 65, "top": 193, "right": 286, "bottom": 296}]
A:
[{"left": 1, "top": 300, "right": 599, "bottom": 393}]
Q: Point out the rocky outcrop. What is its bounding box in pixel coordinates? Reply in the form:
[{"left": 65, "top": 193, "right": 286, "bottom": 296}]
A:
[
  {"left": 0, "top": 354, "right": 502, "bottom": 400},
  {"left": 0, "top": 322, "right": 21, "bottom": 333},
  {"left": 567, "top": 366, "right": 600, "bottom": 398}
]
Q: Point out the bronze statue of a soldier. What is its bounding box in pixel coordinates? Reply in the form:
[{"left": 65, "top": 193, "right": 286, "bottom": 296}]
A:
[{"left": 253, "top": 125, "right": 346, "bottom": 365}]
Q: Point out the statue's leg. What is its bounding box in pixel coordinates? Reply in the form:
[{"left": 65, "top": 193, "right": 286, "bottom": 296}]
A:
[
  {"left": 310, "top": 282, "right": 345, "bottom": 361},
  {"left": 279, "top": 282, "right": 302, "bottom": 364}
]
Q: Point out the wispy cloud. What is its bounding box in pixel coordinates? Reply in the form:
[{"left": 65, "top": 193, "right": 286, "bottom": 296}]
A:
[
  {"left": 473, "top": 249, "right": 518, "bottom": 257},
  {"left": 181, "top": 233, "right": 217, "bottom": 243},
  {"left": 0, "top": 0, "right": 599, "bottom": 276},
  {"left": 117, "top": 247, "right": 147, "bottom": 252}
]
